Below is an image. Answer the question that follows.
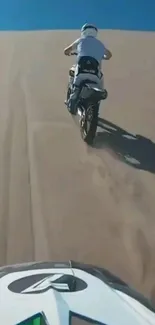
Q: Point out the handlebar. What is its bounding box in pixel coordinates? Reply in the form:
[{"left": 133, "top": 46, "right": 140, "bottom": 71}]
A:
[
  {"left": 70, "top": 53, "right": 109, "bottom": 60},
  {"left": 67, "top": 52, "right": 110, "bottom": 60}
]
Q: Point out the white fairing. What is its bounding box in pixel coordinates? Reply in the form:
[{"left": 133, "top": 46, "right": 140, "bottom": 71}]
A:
[
  {"left": 69, "top": 65, "right": 103, "bottom": 90},
  {"left": 0, "top": 265, "right": 155, "bottom": 325}
]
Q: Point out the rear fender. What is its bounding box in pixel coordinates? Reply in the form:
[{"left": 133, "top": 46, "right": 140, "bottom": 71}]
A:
[{"left": 87, "top": 87, "right": 108, "bottom": 101}]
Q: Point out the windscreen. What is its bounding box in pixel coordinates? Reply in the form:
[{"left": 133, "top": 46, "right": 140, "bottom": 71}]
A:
[
  {"left": 24, "top": 317, "right": 40, "bottom": 325},
  {"left": 71, "top": 315, "right": 106, "bottom": 325},
  {"left": 17, "top": 313, "right": 47, "bottom": 325}
]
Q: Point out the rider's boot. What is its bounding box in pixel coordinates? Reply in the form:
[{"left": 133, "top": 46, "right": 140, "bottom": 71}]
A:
[
  {"left": 64, "top": 76, "right": 74, "bottom": 106},
  {"left": 67, "top": 86, "right": 80, "bottom": 115}
]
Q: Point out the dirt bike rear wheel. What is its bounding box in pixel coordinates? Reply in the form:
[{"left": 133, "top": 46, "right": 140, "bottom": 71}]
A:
[{"left": 80, "top": 104, "right": 99, "bottom": 145}]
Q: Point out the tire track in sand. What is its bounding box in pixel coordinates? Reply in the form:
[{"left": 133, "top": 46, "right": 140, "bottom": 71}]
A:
[
  {"left": 0, "top": 68, "right": 35, "bottom": 265},
  {"left": 0, "top": 103, "right": 14, "bottom": 265}
]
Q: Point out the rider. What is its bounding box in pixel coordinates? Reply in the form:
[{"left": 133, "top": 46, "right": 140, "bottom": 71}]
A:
[{"left": 64, "top": 23, "right": 112, "bottom": 114}]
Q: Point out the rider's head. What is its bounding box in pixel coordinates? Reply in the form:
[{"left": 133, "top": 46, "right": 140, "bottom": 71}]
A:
[{"left": 81, "top": 23, "right": 98, "bottom": 38}]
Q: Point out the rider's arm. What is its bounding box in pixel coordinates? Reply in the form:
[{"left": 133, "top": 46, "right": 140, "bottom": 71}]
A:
[
  {"left": 103, "top": 47, "right": 112, "bottom": 60},
  {"left": 64, "top": 38, "right": 80, "bottom": 55}
]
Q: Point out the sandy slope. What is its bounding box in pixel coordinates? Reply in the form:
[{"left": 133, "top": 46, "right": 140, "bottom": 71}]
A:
[{"left": 0, "top": 30, "right": 155, "bottom": 301}]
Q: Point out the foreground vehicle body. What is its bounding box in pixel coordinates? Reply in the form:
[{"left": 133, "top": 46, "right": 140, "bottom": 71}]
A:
[{"left": 0, "top": 260, "right": 155, "bottom": 325}]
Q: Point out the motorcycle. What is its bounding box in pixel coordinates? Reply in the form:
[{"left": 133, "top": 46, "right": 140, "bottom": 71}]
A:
[{"left": 65, "top": 53, "right": 108, "bottom": 145}]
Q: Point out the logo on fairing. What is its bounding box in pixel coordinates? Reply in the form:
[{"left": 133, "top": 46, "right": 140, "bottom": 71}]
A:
[{"left": 8, "top": 272, "right": 87, "bottom": 294}]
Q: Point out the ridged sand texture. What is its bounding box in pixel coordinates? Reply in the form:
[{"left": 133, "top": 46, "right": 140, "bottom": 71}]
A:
[{"left": 0, "top": 30, "right": 155, "bottom": 302}]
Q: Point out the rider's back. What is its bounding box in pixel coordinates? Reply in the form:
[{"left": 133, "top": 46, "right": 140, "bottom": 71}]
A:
[{"left": 77, "top": 36, "right": 105, "bottom": 64}]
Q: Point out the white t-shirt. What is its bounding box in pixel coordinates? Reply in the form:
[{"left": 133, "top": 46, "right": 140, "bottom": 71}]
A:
[{"left": 71, "top": 36, "right": 105, "bottom": 66}]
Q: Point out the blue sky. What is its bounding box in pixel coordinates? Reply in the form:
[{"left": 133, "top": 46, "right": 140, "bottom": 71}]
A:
[{"left": 0, "top": 0, "right": 155, "bottom": 31}]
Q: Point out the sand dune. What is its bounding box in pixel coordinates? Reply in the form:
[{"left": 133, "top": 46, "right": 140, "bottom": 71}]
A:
[{"left": 0, "top": 30, "right": 155, "bottom": 301}]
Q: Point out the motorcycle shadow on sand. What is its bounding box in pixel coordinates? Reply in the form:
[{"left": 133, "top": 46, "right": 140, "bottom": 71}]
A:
[{"left": 93, "top": 118, "right": 155, "bottom": 174}]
